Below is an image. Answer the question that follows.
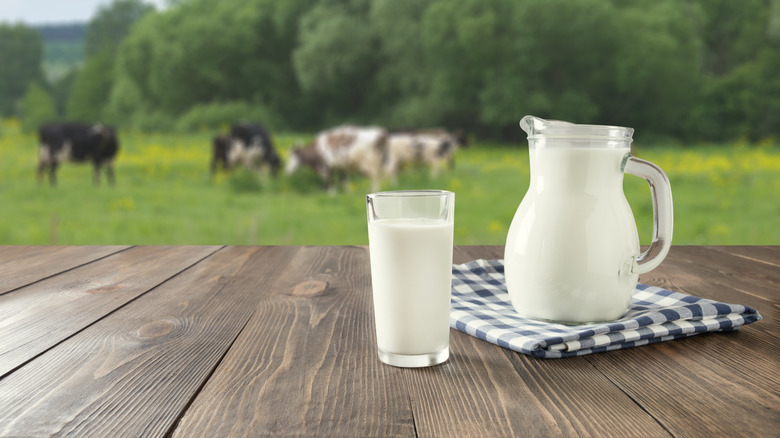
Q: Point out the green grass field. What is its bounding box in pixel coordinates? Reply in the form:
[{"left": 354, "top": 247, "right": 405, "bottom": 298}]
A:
[{"left": 1, "top": 119, "right": 778, "bottom": 245}]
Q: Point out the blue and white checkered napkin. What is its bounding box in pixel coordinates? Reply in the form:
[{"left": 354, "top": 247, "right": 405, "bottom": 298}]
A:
[{"left": 450, "top": 259, "right": 762, "bottom": 359}]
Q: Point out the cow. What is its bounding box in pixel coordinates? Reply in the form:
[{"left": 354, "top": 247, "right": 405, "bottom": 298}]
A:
[
  {"left": 385, "top": 129, "right": 467, "bottom": 180},
  {"left": 286, "top": 125, "right": 389, "bottom": 193},
  {"left": 226, "top": 122, "right": 282, "bottom": 177},
  {"left": 37, "top": 122, "right": 120, "bottom": 186}
]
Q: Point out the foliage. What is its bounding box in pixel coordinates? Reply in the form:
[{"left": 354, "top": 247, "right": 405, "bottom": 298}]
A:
[
  {"left": 66, "top": 51, "right": 115, "bottom": 122},
  {"left": 15, "top": 0, "right": 780, "bottom": 143},
  {"left": 174, "top": 101, "right": 282, "bottom": 132},
  {"left": 19, "top": 83, "right": 57, "bottom": 132},
  {"left": 63, "top": 0, "right": 154, "bottom": 123},
  {"left": 109, "top": 0, "right": 306, "bottom": 125},
  {"left": 85, "top": 0, "right": 155, "bottom": 57},
  {"left": 0, "top": 23, "right": 45, "bottom": 117},
  {"left": 293, "top": 0, "right": 378, "bottom": 124}
]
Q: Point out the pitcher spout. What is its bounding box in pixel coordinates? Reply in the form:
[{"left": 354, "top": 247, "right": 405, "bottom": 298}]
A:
[
  {"left": 519, "top": 115, "right": 634, "bottom": 147},
  {"left": 519, "top": 115, "right": 576, "bottom": 138}
]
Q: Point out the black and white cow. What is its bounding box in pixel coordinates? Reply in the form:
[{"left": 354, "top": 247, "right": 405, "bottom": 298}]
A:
[
  {"left": 37, "top": 122, "right": 120, "bottom": 186},
  {"left": 227, "top": 122, "right": 282, "bottom": 177}
]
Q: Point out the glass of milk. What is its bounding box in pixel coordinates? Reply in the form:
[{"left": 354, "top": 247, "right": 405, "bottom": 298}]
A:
[{"left": 366, "top": 190, "right": 455, "bottom": 367}]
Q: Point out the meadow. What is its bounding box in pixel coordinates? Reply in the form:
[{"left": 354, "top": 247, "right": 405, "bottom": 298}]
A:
[{"left": 1, "top": 119, "right": 778, "bottom": 245}]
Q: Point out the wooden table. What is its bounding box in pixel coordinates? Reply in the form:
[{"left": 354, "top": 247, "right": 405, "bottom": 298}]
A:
[{"left": 0, "top": 246, "right": 776, "bottom": 437}]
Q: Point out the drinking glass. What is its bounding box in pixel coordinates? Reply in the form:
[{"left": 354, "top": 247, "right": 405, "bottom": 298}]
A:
[{"left": 366, "top": 190, "right": 455, "bottom": 367}]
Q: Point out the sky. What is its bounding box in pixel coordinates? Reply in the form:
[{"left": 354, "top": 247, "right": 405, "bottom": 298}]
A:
[{"left": 0, "top": 0, "right": 166, "bottom": 25}]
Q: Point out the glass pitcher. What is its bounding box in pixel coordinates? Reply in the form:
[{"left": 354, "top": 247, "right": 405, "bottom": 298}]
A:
[{"left": 504, "top": 116, "right": 673, "bottom": 323}]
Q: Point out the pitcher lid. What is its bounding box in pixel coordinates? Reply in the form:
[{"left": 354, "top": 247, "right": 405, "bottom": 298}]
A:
[{"left": 520, "top": 115, "right": 633, "bottom": 141}]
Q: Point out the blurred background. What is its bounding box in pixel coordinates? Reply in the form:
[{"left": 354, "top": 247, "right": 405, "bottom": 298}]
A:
[{"left": 1, "top": 0, "right": 778, "bottom": 245}]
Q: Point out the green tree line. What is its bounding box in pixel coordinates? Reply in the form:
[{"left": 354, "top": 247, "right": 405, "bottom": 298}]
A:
[{"left": 2, "top": 0, "right": 778, "bottom": 142}]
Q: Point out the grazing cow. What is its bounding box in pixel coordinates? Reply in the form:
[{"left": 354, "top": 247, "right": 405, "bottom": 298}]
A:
[
  {"left": 286, "top": 125, "right": 389, "bottom": 192},
  {"left": 227, "top": 122, "right": 282, "bottom": 177},
  {"left": 385, "top": 129, "right": 467, "bottom": 179},
  {"left": 37, "top": 122, "right": 120, "bottom": 186}
]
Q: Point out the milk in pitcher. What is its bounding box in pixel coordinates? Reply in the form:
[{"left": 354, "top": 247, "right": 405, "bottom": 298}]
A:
[{"left": 505, "top": 147, "right": 640, "bottom": 322}]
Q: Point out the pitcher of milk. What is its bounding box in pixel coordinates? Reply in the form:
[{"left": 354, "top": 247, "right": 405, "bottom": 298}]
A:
[{"left": 505, "top": 115, "right": 673, "bottom": 323}]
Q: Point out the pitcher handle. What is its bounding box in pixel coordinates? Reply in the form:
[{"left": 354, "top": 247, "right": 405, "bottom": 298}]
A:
[{"left": 624, "top": 156, "right": 674, "bottom": 275}]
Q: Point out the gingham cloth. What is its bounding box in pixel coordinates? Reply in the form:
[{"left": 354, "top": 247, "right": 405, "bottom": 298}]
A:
[{"left": 450, "top": 259, "right": 763, "bottom": 359}]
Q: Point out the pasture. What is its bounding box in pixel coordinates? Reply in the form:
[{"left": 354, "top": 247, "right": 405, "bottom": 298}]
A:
[{"left": 0, "top": 119, "right": 778, "bottom": 245}]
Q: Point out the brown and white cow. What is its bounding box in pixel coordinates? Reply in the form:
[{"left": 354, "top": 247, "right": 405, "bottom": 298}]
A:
[
  {"left": 385, "top": 129, "right": 467, "bottom": 179},
  {"left": 286, "top": 125, "right": 389, "bottom": 192}
]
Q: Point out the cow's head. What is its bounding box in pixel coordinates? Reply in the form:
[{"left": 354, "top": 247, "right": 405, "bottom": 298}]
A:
[
  {"left": 286, "top": 142, "right": 321, "bottom": 175},
  {"left": 454, "top": 129, "right": 469, "bottom": 148},
  {"left": 285, "top": 145, "right": 303, "bottom": 175}
]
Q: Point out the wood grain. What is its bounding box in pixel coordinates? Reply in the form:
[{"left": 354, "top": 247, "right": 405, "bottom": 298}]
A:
[
  {"left": 588, "top": 245, "right": 779, "bottom": 437},
  {"left": 586, "top": 340, "right": 780, "bottom": 436},
  {"left": 0, "top": 245, "right": 221, "bottom": 378},
  {"left": 172, "top": 245, "right": 415, "bottom": 437},
  {"left": 0, "top": 245, "right": 129, "bottom": 295},
  {"left": 441, "top": 246, "right": 673, "bottom": 437},
  {"left": 0, "top": 246, "right": 300, "bottom": 437},
  {"left": 639, "top": 246, "right": 778, "bottom": 342},
  {"left": 0, "top": 246, "right": 775, "bottom": 437}
]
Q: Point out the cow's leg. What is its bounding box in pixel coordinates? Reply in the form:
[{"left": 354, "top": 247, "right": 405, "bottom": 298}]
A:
[
  {"left": 37, "top": 145, "right": 51, "bottom": 184},
  {"left": 337, "top": 171, "right": 350, "bottom": 192},
  {"left": 49, "top": 162, "right": 59, "bottom": 187},
  {"left": 37, "top": 161, "right": 48, "bottom": 184},
  {"left": 93, "top": 163, "right": 102, "bottom": 186},
  {"left": 106, "top": 161, "right": 116, "bottom": 186},
  {"left": 321, "top": 168, "right": 337, "bottom": 194},
  {"left": 430, "top": 160, "right": 441, "bottom": 179}
]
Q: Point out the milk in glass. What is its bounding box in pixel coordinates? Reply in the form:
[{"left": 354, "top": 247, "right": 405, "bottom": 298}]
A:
[{"left": 368, "top": 218, "right": 453, "bottom": 356}]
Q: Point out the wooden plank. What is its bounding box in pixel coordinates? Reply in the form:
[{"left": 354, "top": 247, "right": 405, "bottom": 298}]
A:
[
  {"left": 453, "top": 245, "right": 502, "bottom": 264},
  {"left": 585, "top": 246, "right": 780, "bottom": 436},
  {"left": 586, "top": 339, "right": 780, "bottom": 436},
  {"left": 640, "top": 246, "right": 779, "bottom": 302},
  {"left": 639, "top": 246, "right": 778, "bottom": 340},
  {"left": 451, "top": 246, "right": 779, "bottom": 435},
  {"left": 0, "top": 245, "right": 220, "bottom": 377},
  {"left": 705, "top": 245, "right": 780, "bottom": 266},
  {"left": 173, "top": 245, "right": 416, "bottom": 437},
  {"left": 0, "top": 246, "right": 130, "bottom": 295},
  {"left": 0, "top": 246, "right": 301, "bottom": 438}
]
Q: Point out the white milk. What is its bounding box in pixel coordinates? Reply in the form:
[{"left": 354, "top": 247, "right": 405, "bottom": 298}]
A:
[
  {"left": 368, "top": 218, "right": 453, "bottom": 355},
  {"left": 505, "top": 147, "right": 640, "bottom": 323}
]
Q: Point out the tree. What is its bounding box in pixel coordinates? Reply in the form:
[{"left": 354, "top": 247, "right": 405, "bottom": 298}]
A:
[
  {"left": 293, "top": 1, "right": 378, "bottom": 124},
  {"left": 110, "top": 0, "right": 310, "bottom": 129},
  {"left": 67, "top": 0, "right": 154, "bottom": 123},
  {"left": 66, "top": 51, "right": 115, "bottom": 121},
  {"left": 687, "top": 0, "right": 779, "bottom": 141},
  {"left": 85, "top": 0, "right": 155, "bottom": 57},
  {"left": 20, "top": 82, "right": 57, "bottom": 132},
  {"left": 0, "top": 23, "right": 45, "bottom": 117},
  {"left": 471, "top": 0, "right": 701, "bottom": 139},
  {"left": 100, "top": 0, "right": 776, "bottom": 140},
  {"left": 368, "top": 0, "right": 437, "bottom": 128}
]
